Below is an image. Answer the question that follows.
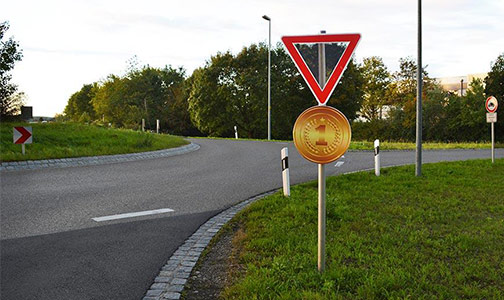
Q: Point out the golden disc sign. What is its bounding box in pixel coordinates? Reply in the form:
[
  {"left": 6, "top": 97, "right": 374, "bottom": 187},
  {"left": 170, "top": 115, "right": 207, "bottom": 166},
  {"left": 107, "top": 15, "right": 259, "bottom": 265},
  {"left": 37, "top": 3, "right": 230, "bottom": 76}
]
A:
[{"left": 293, "top": 106, "right": 351, "bottom": 164}]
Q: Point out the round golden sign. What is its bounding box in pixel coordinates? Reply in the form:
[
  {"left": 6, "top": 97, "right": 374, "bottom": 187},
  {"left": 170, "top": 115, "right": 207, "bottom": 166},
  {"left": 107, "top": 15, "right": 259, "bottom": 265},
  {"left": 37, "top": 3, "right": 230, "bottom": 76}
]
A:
[{"left": 293, "top": 106, "right": 351, "bottom": 164}]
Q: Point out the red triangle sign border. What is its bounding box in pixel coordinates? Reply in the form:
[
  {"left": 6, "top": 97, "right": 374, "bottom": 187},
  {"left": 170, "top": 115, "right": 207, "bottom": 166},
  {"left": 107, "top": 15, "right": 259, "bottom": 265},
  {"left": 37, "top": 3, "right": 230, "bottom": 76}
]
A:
[{"left": 282, "top": 33, "right": 361, "bottom": 105}]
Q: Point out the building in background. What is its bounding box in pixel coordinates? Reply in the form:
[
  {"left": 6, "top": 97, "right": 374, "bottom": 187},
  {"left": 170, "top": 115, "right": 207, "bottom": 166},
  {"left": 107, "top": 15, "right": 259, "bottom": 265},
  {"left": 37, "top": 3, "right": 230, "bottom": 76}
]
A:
[
  {"left": 436, "top": 73, "right": 487, "bottom": 96},
  {"left": 20, "top": 106, "right": 33, "bottom": 120}
]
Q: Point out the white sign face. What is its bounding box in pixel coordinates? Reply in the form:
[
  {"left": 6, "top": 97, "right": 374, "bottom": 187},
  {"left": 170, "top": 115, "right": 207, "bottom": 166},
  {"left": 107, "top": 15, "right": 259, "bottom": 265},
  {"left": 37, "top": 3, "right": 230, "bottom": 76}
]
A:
[
  {"left": 486, "top": 112, "right": 497, "bottom": 123},
  {"left": 486, "top": 96, "right": 498, "bottom": 113},
  {"left": 13, "top": 126, "right": 33, "bottom": 144}
]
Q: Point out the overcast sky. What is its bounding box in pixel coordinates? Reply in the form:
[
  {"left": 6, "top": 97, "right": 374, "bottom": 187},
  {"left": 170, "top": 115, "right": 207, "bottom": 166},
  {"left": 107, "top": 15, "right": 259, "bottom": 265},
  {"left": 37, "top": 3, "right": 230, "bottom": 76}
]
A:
[{"left": 2, "top": 0, "right": 503, "bottom": 117}]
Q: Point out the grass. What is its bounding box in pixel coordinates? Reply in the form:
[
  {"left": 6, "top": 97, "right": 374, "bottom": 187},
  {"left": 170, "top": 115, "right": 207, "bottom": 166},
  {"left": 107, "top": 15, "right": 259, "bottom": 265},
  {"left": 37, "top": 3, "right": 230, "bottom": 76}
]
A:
[
  {"left": 191, "top": 136, "right": 503, "bottom": 150},
  {"left": 223, "top": 159, "right": 504, "bottom": 299},
  {"left": 350, "top": 140, "right": 503, "bottom": 150},
  {"left": 0, "top": 122, "right": 188, "bottom": 162}
]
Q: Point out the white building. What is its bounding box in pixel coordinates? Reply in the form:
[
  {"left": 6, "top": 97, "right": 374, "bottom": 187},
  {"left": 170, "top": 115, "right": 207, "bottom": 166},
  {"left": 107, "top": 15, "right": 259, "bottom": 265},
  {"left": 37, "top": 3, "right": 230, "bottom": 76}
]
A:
[{"left": 435, "top": 73, "right": 487, "bottom": 96}]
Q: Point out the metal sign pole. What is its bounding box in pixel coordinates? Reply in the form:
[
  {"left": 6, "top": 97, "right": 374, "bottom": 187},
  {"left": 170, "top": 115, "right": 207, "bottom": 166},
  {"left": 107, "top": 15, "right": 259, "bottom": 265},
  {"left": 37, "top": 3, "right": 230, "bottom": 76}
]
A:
[
  {"left": 317, "top": 30, "right": 326, "bottom": 273},
  {"left": 22, "top": 144, "right": 25, "bottom": 155},
  {"left": 491, "top": 122, "right": 495, "bottom": 163}
]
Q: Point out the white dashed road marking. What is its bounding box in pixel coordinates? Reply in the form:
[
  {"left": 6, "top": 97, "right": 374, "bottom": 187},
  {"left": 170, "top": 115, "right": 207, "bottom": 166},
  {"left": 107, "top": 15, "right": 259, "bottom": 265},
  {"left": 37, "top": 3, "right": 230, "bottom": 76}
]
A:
[{"left": 92, "top": 208, "right": 174, "bottom": 222}]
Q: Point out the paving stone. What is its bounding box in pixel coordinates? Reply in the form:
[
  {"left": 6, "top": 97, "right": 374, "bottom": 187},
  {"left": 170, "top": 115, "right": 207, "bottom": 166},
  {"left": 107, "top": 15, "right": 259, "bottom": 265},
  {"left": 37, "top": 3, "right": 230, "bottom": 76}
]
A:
[
  {"left": 159, "top": 271, "right": 173, "bottom": 277},
  {"left": 171, "top": 278, "right": 187, "bottom": 285},
  {"left": 181, "top": 261, "right": 196, "bottom": 267},
  {"left": 167, "top": 284, "right": 184, "bottom": 292},
  {"left": 154, "top": 277, "right": 172, "bottom": 283},
  {"left": 163, "top": 292, "right": 181, "bottom": 300},
  {"left": 150, "top": 283, "right": 168, "bottom": 290},
  {"left": 146, "top": 289, "right": 163, "bottom": 297}
]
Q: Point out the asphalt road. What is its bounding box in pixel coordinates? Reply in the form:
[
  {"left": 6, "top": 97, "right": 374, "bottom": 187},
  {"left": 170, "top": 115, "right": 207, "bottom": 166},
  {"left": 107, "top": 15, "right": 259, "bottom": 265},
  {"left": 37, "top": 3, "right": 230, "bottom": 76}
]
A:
[{"left": 1, "top": 138, "right": 501, "bottom": 299}]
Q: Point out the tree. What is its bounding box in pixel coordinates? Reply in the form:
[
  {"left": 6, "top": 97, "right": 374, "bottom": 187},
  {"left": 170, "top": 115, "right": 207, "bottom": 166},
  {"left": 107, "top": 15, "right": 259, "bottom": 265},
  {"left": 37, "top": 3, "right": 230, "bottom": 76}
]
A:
[
  {"left": 188, "top": 43, "right": 364, "bottom": 139},
  {"left": 329, "top": 58, "right": 364, "bottom": 121},
  {"left": 64, "top": 83, "right": 97, "bottom": 121},
  {"left": 188, "top": 52, "right": 236, "bottom": 137},
  {"left": 484, "top": 53, "right": 504, "bottom": 142},
  {"left": 444, "top": 78, "right": 487, "bottom": 141},
  {"left": 0, "top": 21, "right": 23, "bottom": 118},
  {"left": 485, "top": 53, "right": 504, "bottom": 103},
  {"left": 360, "top": 56, "right": 391, "bottom": 121},
  {"left": 89, "top": 65, "right": 194, "bottom": 132}
]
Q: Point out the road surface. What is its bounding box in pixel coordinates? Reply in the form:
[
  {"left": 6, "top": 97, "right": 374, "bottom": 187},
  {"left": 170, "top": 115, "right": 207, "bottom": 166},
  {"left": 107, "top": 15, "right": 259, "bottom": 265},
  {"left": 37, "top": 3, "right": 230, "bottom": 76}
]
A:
[{"left": 1, "top": 138, "right": 501, "bottom": 299}]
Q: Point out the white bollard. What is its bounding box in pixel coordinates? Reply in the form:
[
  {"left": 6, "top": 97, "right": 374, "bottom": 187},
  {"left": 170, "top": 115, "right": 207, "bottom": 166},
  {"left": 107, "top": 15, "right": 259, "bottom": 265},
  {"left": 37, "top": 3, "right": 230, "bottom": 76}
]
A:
[
  {"left": 374, "top": 139, "right": 380, "bottom": 176},
  {"left": 281, "top": 147, "right": 290, "bottom": 197},
  {"left": 234, "top": 126, "right": 238, "bottom": 139},
  {"left": 142, "top": 119, "right": 145, "bottom": 132},
  {"left": 156, "top": 119, "right": 160, "bottom": 134}
]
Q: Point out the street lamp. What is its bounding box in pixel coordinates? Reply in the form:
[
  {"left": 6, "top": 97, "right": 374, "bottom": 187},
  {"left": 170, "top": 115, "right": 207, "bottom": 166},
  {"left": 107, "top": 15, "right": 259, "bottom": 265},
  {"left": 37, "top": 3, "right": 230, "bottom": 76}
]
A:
[{"left": 262, "top": 15, "right": 271, "bottom": 140}]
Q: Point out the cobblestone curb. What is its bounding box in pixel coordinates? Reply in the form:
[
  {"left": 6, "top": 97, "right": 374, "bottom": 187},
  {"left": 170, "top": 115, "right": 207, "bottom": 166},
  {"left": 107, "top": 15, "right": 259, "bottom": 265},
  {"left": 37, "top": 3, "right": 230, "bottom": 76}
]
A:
[
  {"left": 0, "top": 143, "right": 200, "bottom": 172},
  {"left": 143, "top": 190, "right": 277, "bottom": 300}
]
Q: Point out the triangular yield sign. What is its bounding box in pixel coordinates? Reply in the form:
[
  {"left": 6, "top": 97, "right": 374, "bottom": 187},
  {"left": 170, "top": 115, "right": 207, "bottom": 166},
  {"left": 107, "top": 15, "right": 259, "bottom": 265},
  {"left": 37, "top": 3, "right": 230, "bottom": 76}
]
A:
[{"left": 282, "top": 34, "right": 361, "bottom": 105}]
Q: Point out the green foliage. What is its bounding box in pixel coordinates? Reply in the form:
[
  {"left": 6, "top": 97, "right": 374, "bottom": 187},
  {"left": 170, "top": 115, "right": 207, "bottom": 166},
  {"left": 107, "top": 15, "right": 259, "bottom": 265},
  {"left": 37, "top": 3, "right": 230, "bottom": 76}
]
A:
[
  {"left": 353, "top": 76, "right": 502, "bottom": 142},
  {"left": 0, "top": 122, "right": 188, "bottom": 162},
  {"left": 63, "top": 63, "right": 199, "bottom": 135},
  {"left": 329, "top": 59, "right": 364, "bottom": 121},
  {"left": 0, "top": 21, "right": 23, "bottom": 118},
  {"left": 64, "top": 83, "right": 97, "bottom": 121},
  {"left": 223, "top": 159, "right": 504, "bottom": 299},
  {"left": 485, "top": 53, "right": 504, "bottom": 104},
  {"left": 188, "top": 43, "right": 363, "bottom": 139},
  {"left": 484, "top": 53, "right": 504, "bottom": 141},
  {"left": 359, "top": 56, "right": 391, "bottom": 121}
]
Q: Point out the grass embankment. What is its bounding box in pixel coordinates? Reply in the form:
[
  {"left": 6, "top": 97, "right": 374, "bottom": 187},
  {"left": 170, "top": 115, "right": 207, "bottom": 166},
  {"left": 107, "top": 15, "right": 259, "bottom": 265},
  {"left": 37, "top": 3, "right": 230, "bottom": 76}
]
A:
[
  {"left": 350, "top": 140, "right": 503, "bottom": 150},
  {"left": 223, "top": 159, "right": 504, "bottom": 299},
  {"left": 0, "top": 122, "right": 188, "bottom": 162},
  {"left": 191, "top": 136, "right": 503, "bottom": 150}
]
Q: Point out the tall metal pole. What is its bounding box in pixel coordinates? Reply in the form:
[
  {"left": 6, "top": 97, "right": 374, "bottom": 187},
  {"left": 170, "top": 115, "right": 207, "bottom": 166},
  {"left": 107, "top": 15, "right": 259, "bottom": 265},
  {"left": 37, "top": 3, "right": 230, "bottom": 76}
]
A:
[
  {"left": 317, "top": 30, "right": 326, "bottom": 273},
  {"left": 262, "top": 15, "right": 272, "bottom": 140},
  {"left": 416, "top": 0, "right": 423, "bottom": 177}
]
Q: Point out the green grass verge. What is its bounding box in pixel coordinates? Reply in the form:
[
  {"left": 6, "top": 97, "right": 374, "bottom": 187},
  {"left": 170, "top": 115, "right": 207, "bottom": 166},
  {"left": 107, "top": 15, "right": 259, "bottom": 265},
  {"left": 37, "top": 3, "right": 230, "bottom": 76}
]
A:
[
  {"left": 190, "top": 136, "right": 503, "bottom": 150},
  {"left": 1, "top": 122, "right": 188, "bottom": 162},
  {"left": 223, "top": 159, "right": 504, "bottom": 299},
  {"left": 350, "top": 141, "right": 503, "bottom": 150}
]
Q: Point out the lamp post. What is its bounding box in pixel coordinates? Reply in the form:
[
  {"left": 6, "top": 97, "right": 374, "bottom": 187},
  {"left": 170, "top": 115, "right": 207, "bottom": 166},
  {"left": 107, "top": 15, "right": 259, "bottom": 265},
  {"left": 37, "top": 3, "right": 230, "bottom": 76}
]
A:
[
  {"left": 416, "top": 0, "right": 422, "bottom": 177},
  {"left": 262, "top": 15, "right": 271, "bottom": 140}
]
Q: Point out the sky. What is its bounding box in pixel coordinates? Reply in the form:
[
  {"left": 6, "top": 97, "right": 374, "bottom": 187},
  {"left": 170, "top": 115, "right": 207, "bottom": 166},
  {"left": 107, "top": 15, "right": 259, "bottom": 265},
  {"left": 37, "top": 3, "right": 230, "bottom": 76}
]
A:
[{"left": 2, "top": 0, "right": 503, "bottom": 117}]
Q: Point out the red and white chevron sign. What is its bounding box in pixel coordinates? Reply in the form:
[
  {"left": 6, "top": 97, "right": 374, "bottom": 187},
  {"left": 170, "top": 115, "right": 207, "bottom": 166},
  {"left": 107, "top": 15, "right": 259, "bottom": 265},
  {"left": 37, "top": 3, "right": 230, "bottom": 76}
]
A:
[{"left": 13, "top": 126, "right": 33, "bottom": 144}]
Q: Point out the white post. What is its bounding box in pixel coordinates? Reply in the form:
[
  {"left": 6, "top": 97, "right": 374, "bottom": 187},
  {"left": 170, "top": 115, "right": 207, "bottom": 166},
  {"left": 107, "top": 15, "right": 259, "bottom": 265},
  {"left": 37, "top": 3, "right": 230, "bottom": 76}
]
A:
[
  {"left": 234, "top": 126, "right": 238, "bottom": 139},
  {"left": 374, "top": 139, "right": 380, "bottom": 176},
  {"left": 156, "top": 119, "right": 160, "bottom": 134},
  {"left": 142, "top": 119, "right": 145, "bottom": 132},
  {"left": 22, "top": 144, "right": 25, "bottom": 155},
  {"left": 281, "top": 147, "right": 290, "bottom": 197},
  {"left": 491, "top": 122, "right": 495, "bottom": 163}
]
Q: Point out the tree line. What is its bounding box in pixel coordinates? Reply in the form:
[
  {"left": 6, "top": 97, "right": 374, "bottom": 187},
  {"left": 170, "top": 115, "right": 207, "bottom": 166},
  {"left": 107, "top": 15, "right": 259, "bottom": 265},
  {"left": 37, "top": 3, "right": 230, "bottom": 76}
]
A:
[
  {"left": 63, "top": 45, "right": 503, "bottom": 142},
  {"left": 2, "top": 20, "right": 500, "bottom": 143}
]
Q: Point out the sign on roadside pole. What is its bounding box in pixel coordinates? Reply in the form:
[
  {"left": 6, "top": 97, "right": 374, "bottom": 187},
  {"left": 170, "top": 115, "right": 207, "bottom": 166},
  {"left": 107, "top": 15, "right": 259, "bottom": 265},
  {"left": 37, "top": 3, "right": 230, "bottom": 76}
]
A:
[
  {"left": 13, "top": 126, "right": 32, "bottom": 155},
  {"left": 283, "top": 32, "right": 360, "bottom": 273},
  {"left": 485, "top": 96, "right": 498, "bottom": 163}
]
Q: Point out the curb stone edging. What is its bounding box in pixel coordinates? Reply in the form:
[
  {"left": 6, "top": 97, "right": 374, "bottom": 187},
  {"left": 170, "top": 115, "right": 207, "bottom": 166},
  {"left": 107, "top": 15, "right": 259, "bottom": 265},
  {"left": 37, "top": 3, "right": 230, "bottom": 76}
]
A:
[
  {"left": 143, "top": 190, "right": 277, "bottom": 300},
  {"left": 0, "top": 143, "right": 200, "bottom": 172}
]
